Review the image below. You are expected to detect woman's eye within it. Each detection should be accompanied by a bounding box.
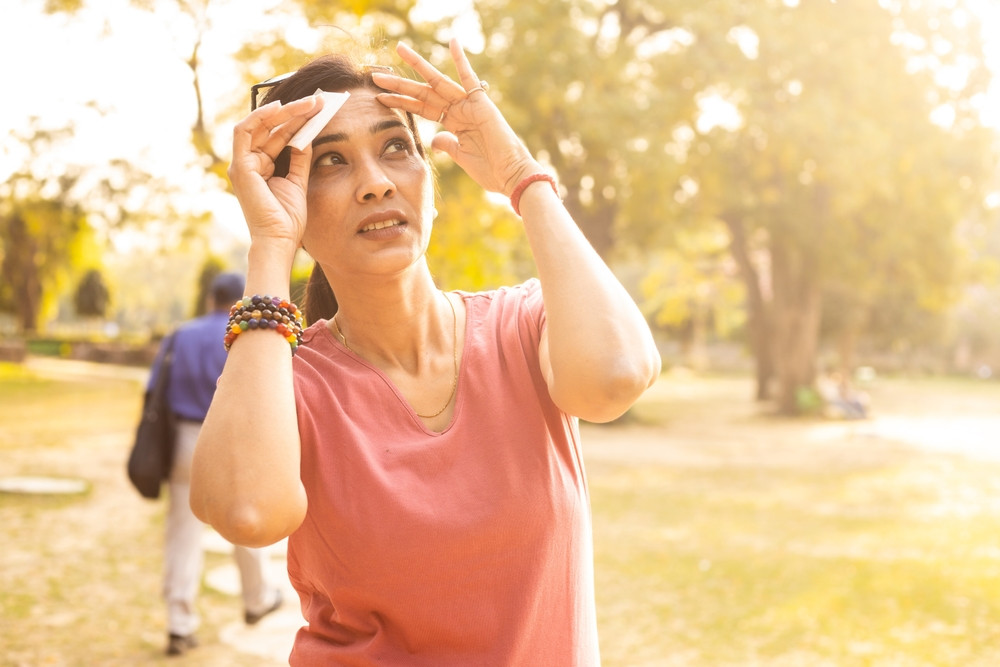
[384,139,410,156]
[314,151,344,167]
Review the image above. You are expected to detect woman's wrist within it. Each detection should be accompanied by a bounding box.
[245,239,298,298]
[510,173,559,216]
[502,160,546,197]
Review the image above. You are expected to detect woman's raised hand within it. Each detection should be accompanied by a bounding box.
[228,95,324,251]
[373,40,541,197]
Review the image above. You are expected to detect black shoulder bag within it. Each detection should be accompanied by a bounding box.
[127,334,177,499]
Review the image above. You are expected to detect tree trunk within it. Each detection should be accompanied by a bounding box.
[723,214,774,400]
[1,214,42,334]
[769,241,823,415]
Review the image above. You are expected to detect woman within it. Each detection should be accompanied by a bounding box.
[191,39,661,665]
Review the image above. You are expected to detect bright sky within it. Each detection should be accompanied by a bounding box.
[1,0,998,249]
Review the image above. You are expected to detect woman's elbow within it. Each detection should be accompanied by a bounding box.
[217,505,302,548]
[191,486,307,548]
[559,352,662,423]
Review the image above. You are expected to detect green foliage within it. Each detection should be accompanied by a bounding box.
[42,0,83,12]
[0,199,91,334]
[292,0,416,25]
[74,269,110,318]
[638,222,744,336]
[426,165,534,290]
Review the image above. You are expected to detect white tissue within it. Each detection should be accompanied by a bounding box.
[288,90,351,151]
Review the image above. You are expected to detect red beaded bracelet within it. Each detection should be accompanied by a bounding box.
[510,173,558,216]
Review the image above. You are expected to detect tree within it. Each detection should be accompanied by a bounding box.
[0,199,87,334]
[1,119,164,334]
[681,0,994,411]
[0,122,93,334]
[75,269,110,318]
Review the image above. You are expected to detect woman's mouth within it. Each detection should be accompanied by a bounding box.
[359,219,404,233]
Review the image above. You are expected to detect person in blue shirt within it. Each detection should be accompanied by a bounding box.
[147,272,283,656]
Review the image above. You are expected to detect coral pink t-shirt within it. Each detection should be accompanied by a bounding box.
[287,280,600,666]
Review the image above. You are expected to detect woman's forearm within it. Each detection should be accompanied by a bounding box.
[190,241,307,547]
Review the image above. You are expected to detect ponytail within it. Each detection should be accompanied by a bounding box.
[303,263,338,324]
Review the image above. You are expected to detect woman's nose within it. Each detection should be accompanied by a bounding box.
[355,160,396,203]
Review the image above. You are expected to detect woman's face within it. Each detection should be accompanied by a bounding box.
[302,87,433,284]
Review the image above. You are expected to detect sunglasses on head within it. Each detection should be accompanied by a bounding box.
[249,64,395,112]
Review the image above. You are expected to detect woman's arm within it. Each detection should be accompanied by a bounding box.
[375,41,661,423]
[189,96,323,547]
[517,177,661,423]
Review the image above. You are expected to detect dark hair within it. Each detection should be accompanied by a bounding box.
[210,272,246,306]
[261,54,427,322]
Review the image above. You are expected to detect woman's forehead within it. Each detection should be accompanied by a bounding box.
[321,88,407,135]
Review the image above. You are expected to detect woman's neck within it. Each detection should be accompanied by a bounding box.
[323,264,450,374]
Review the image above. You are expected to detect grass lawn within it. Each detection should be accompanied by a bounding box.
[0,361,274,666]
[589,374,1000,666]
[3,361,1000,665]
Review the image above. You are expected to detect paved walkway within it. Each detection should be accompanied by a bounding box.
[202,531,304,661]
[24,355,151,384]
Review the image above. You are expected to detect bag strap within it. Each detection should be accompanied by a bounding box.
[148,333,177,405]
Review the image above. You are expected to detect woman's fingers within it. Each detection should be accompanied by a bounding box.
[371,72,452,121]
[228,95,323,245]
[448,39,484,93]
[375,41,495,124]
[233,95,323,164]
[394,42,469,102]
[429,132,461,159]
[284,142,313,189]
[377,40,533,195]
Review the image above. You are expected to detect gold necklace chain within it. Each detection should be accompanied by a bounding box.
[332,291,458,419]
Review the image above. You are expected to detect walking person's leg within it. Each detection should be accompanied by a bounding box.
[163,421,204,655]
[234,544,283,624]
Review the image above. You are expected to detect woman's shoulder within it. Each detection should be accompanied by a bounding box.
[454,278,540,305]
[293,319,343,370]
[457,279,545,348]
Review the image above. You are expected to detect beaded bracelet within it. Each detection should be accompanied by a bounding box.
[510,173,559,216]
[223,295,304,355]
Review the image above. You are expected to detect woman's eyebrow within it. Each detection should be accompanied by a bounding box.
[311,119,410,149]
[371,119,407,135]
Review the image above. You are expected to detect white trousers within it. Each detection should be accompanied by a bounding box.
[164,420,276,636]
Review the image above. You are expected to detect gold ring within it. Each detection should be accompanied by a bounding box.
[467,86,486,97]
[437,106,448,123]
